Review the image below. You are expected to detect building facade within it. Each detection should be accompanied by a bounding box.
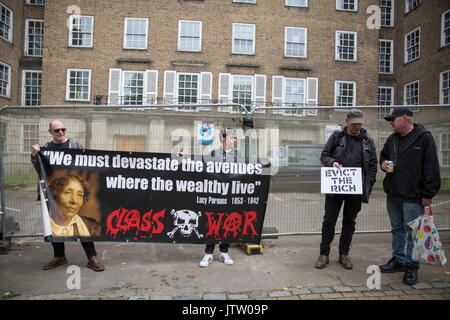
[0,1,449,168]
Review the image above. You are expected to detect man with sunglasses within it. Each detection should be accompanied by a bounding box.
[31,120,105,272]
[379,107,441,285]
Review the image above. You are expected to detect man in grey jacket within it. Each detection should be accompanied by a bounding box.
[316,109,377,269]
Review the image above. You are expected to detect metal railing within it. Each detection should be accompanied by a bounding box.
[0,103,449,244]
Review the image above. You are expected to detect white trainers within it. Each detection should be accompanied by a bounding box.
[199,254,213,268]
[219,252,233,266]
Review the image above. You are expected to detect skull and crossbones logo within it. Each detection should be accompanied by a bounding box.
[167,209,203,239]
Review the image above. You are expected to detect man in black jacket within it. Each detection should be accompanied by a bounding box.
[379,107,440,285]
[316,109,378,270]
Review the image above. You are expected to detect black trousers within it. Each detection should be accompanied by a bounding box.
[319,194,362,256]
[205,243,229,254]
[52,241,97,260]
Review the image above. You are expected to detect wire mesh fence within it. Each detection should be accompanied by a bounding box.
[0,104,449,240]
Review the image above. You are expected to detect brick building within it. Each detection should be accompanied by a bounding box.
[0,1,449,165]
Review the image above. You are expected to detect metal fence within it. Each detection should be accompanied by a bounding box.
[0,104,449,243]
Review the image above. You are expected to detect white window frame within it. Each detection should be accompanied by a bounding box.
[123,18,148,50]
[286,0,308,7]
[404,80,419,106]
[66,69,91,102]
[334,81,356,107]
[284,78,307,116]
[439,132,450,167]
[440,69,450,105]
[336,0,358,12]
[177,72,199,105]
[232,23,255,55]
[380,0,394,27]
[404,27,420,64]
[378,86,394,120]
[232,75,254,110]
[233,0,256,3]
[26,0,45,5]
[69,15,94,48]
[405,0,420,14]
[178,20,202,52]
[25,19,44,57]
[0,2,13,43]
[441,9,450,48]
[0,61,11,98]
[335,31,357,61]
[22,70,42,106]
[20,123,39,154]
[285,27,307,58]
[379,39,394,74]
[122,71,145,105]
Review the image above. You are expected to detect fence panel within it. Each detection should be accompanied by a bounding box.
[0,105,449,240]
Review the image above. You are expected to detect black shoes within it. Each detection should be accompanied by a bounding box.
[403,264,418,285]
[379,257,405,273]
[380,257,418,285]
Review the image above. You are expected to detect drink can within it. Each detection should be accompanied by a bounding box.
[387,160,395,173]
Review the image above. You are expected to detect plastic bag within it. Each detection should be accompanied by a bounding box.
[407,207,447,266]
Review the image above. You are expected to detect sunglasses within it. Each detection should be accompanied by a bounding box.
[54,128,66,133]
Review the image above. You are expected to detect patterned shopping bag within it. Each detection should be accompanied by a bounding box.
[407,207,447,266]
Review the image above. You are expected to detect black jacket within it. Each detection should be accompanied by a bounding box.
[321,127,378,203]
[379,123,441,203]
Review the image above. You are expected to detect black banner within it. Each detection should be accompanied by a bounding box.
[38,148,270,244]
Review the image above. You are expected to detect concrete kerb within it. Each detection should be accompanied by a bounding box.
[0,232,449,301]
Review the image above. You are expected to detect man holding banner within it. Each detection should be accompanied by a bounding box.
[316,109,377,269]
[31,120,105,272]
[199,127,239,267]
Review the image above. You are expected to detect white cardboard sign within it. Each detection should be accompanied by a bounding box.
[321,167,362,194]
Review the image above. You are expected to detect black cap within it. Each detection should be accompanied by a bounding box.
[384,107,413,121]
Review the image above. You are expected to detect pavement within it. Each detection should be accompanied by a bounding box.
[0,232,449,302]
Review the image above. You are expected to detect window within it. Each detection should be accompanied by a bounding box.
[404,27,420,63]
[285,27,307,58]
[336,0,357,11]
[233,0,256,3]
[379,40,393,73]
[0,2,12,42]
[124,18,148,49]
[440,70,450,105]
[405,0,420,13]
[178,20,202,52]
[442,9,450,48]
[284,78,306,116]
[26,0,44,5]
[21,123,39,154]
[22,71,42,106]
[69,15,93,47]
[66,69,91,101]
[335,81,356,107]
[25,19,44,56]
[380,0,393,27]
[123,71,144,105]
[233,75,253,109]
[178,73,199,104]
[378,86,394,120]
[0,61,11,98]
[440,132,450,167]
[335,31,357,61]
[286,0,307,7]
[232,23,255,55]
[404,80,419,105]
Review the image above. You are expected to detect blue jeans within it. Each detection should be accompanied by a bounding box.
[386,198,422,269]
